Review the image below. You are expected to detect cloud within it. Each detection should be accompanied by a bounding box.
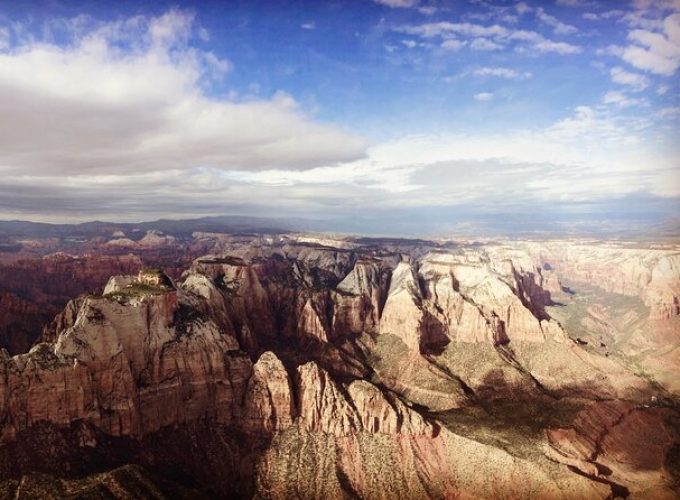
[510,0,582,36]
[510,30,582,54]
[616,13,680,75]
[301,21,316,30]
[657,106,680,117]
[474,92,494,101]
[582,10,625,21]
[197,27,210,41]
[532,39,582,54]
[441,39,465,51]
[2,104,676,223]
[603,90,646,107]
[536,7,579,35]
[515,2,532,15]
[400,22,509,39]
[397,22,581,54]
[472,67,532,79]
[373,0,419,8]
[418,6,437,16]
[556,0,587,5]
[469,38,503,50]
[0,10,368,177]
[556,0,605,7]
[610,66,650,90]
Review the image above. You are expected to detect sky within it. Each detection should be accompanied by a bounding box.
[0,0,678,235]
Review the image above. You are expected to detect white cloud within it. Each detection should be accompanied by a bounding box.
[203,52,231,76]
[514,35,582,54]
[373,0,419,7]
[597,45,624,57]
[556,0,587,5]
[544,105,645,144]
[610,66,650,90]
[657,106,680,117]
[470,38,503,50]
[418,6,437,15]
[603,90,646,107]
[400,22,509,39]
[533,40,582,54]
[197,27,210,41]
[583,10,626,21]
[441,39,465,51]
[0,10,368,177]
[402,39,418,48]
[515,2,532,15]
[472,66,532,79]
[474,92,494,101]
[508,30,582,53]
[397,22,581,54]
[617,13,680,75]
[536,7,579,35]
[233,105,678,205]
[301,21,316,30]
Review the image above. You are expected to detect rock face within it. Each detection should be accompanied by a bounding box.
[0,254,144,353]
[0,272,250,441]
[379,262,428,351]
[241,352,294,434]
[0,235,677,498]
[526,242,680,320]
[0,254,144,306]
[546,400,680,498]
[0,293,43,354]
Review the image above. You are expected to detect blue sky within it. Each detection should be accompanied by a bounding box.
[0,0,678,235]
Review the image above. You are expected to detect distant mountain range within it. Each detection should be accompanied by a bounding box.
[1,213,679,241]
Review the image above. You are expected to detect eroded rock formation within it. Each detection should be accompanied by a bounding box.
[0,235,677,498]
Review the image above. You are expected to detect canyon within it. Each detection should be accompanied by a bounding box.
[0,226,678,499]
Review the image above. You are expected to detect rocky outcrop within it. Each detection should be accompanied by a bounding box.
[646,254,680,320]
[296,361,362,435]
[138,230,176,248]
[241,352,294,434]
[0,254,144,305]
[0,275,251,441]
[379,262,426,351]
[296,361,434,437]
[333,258,385,337]
[296,298,330,342]
[0,293,45,354]
[346,379,432,435]
[527,243,680,320]
[0,254,145,352]
[417,252,566,346]
[546,400,680,498]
